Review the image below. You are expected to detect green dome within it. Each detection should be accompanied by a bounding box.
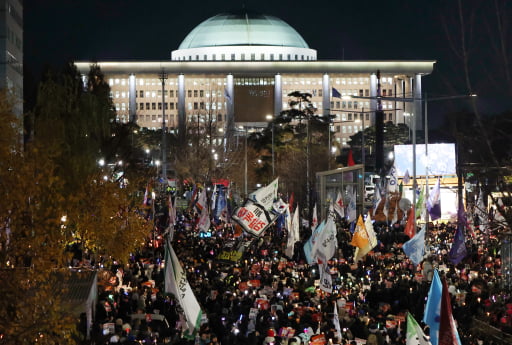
[178,10,310,49]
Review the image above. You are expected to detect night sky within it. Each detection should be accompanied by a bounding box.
[24,0,511,125]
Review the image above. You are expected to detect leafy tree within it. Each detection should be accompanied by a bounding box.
[0,64,152,343]
[272,91,333,210]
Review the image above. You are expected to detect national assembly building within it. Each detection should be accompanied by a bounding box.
[75,9,435,148]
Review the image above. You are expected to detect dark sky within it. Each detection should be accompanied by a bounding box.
[24,0,511,124]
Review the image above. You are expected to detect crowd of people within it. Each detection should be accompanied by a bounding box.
[85,197,511,345]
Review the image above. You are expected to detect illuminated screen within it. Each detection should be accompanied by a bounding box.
[234,84,274,122]
[394,143,456,176]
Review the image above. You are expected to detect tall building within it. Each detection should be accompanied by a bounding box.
[0,0,23,118]
[75,10,435,148]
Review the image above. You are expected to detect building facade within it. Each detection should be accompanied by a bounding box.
[75,10,435,148]
[0,0,23,118]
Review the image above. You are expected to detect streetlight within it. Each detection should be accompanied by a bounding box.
[266,114,275,177]
[238,126,248,196]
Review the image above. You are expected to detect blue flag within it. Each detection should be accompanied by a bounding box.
[332,87,342,98]
[449,200,467,265]
[402,225,425,265]
[423,269,442,345]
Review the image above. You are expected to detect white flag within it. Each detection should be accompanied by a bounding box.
[334,191,345,218]
[388,164,398,193]
[372,184,382,216]
[197,205,210,232]
[248,177,279,211]
[165,240,203,336]
[312,204,337,263]
[285,206,299,258]
[196,189,208,212]
[406,312,431,345]
[364,214,378,249]
[319,261,333,294]
[346,185,357,222]
[403,169,411,185]
[333,301,342,343]
[311,203,318,230]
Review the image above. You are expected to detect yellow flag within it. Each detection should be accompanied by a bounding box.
[350,215,369,249]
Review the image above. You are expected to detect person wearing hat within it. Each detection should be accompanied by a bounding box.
[262,328,276,345]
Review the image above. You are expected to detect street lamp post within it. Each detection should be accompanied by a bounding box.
[266,115,275,177]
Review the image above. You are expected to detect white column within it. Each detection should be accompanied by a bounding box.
[226,74,234,131]
[129,74,137,123]
[274,74,282,116]
[178,74,186,138]
[414,74,423,131]
[322,73,330,117]
[369,73,378,125]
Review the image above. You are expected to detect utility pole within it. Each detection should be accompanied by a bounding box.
[159,69,168,181]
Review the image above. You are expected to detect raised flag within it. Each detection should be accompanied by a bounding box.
[406,312,431,345]
[197,204,211,232]
[288,192,295,212]
[285,206,300,259]
[403,169,411,185]
[415,185,425,219]
[319,261,333,294]
[449,201,467,265]
[387,164,398,193]
[312,204,337,263]
[476,188,488,233]
[423,270,442,345]
[347,149,355,166]
[304,220,325,264]
[439,278,462,345]
[427,177,441,221]
[346,185,357,222]
[165,239,203,338]
[333,301,342,343]
[334,191,345,218]
[351,215,369,261]
[372,184,382,216]
[403,225,425,266]
[332,87,342,98]
[404,206,416,239]
[311,203,318,230]
[195,188,207,213]
[214,187,228,223]
[248,177,279,211]
[364,215,378,249]
[168,195,176,226]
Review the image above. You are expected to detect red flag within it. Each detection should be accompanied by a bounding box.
[404,206,416,239]
[439,277,460,345]
[347,149,355,166]
[288,192,295,212]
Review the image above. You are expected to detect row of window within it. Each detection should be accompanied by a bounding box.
[135,114,225,122]
[127,102,226,111]
[176,53,313,61]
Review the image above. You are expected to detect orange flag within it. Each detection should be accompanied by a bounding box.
[350,215,369,249]
[404,206,416,239]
